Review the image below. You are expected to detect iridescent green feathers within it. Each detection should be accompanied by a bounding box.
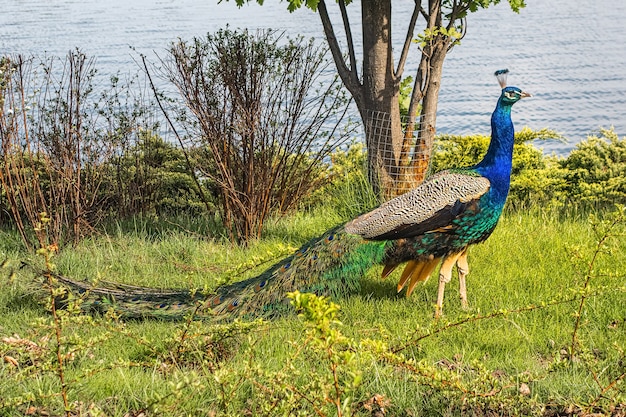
[49,226,388,321]
[209,226,387,319]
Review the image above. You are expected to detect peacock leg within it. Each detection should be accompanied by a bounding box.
[435,252,463,319]
[456,248,470,309]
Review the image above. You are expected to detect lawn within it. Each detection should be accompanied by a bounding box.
[0,207,624,416]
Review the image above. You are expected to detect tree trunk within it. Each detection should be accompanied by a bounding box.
[359,0,404,199]
[317,0,463,199]
[410,42,446,183]
[395,36,449,195]
[397,0,452,195]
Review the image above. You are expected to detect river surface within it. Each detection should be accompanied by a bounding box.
[2,0,625,154]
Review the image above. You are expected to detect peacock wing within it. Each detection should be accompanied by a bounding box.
[345,171,490,241]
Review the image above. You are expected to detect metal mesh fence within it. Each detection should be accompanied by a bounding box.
[361,109,437,197]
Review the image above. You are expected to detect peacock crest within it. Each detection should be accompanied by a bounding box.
[494,68,509,88]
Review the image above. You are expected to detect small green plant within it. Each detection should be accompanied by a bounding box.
[212,292,367,416]
[0,213,114,415]
[289,291,363,416]
[562,206,626,413]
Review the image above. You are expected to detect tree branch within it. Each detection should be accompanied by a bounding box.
[419,1,429,20]
[445,1,469,51]
[395,0,421,80]
[429,0,442,27]
[317,0,362,106]
[338,0,357,80]
[141,54,213,215]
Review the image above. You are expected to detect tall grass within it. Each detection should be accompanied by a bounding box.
[0,206,624,416]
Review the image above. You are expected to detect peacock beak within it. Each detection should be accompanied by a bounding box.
[520,91,532,98]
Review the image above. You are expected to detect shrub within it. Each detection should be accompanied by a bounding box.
[100,131,212,218]
[559,128,626,207]
[160,29,353,242]
[390,127,566,209]
[0,52,162,249]
[429,127,626,210]
[0,53,112,248]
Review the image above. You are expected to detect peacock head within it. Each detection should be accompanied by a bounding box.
[500,86,531,105]
[494,69,531,106]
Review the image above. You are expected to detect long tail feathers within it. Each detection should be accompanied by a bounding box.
[31,226,389,321]
[52,272,202,320]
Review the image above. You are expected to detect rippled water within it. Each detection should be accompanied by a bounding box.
[2,0,625,154]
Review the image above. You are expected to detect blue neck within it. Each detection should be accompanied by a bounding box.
[474,96,516,201]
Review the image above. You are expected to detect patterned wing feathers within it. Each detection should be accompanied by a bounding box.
[345,171,490,240]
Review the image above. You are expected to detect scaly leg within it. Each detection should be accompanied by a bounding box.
[435,252,463,319]
[456,248,470,310]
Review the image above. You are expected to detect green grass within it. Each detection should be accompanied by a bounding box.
[0,207,624,416]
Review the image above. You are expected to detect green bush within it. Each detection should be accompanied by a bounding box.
[100,131,213,218]
[430,127,626,210]
[559,128,626,207]
[318,128,626,212]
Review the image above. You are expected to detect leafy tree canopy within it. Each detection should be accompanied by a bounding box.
[227,0,526,15]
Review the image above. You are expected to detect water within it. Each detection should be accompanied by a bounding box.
[2,0,625,154]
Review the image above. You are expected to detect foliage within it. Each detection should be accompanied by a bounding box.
[559,128,626,207]
[0,52,160,249]
[398,76,417,120]
[100,131,212,218]
[415,25,463,48]
[229,0,527,16]
[217,291,366,416]
[428,127,626,211]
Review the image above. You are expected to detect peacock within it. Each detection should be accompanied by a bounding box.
[42,69,530,320]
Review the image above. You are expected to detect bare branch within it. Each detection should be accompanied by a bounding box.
[419,1,429,20]
[317,0,363,106]
[141,55,213,215]
[161,30,352,241]
[395,1,421,80]
[338,0,357,79]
